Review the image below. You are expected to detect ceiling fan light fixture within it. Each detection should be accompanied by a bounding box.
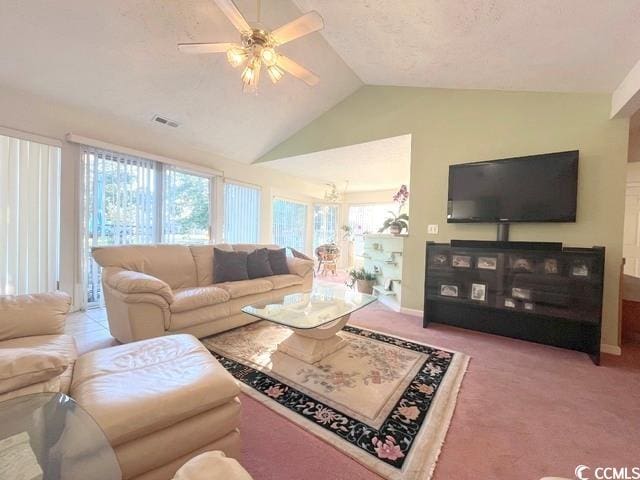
[267,64,284,83]
[226,47,248,68]
[242,58,261,93]
[260,47,278,67]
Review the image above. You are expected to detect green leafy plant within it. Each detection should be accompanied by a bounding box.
[378,212,409,233]
[346,267,377,287]
[341,224,353,241]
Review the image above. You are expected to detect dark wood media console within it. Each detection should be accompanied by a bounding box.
[423,241,605,364]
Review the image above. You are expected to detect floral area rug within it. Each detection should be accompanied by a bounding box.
[203,321,469,480]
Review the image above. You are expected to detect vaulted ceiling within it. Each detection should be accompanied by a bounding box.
[0,0,361,164]
[1,0,640,168]
[295,0,640,92]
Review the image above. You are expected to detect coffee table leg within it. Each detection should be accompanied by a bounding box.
[277,314,350,364]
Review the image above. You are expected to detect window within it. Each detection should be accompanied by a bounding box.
[163,167,212,244]
[82,147,214,305]
[313,204,339,250]
[272,198,307,252]
[348,203,395,257]
[0,134,60,295]
[224,181,260,243]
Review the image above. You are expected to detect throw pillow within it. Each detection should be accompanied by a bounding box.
[213,248,249,283]
[268,248,290,275]
[247,248,274,279]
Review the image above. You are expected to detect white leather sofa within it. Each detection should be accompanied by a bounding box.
[92,243,314,343]
[0,292,243,480]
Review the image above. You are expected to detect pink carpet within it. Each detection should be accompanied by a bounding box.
[239,303,640,480]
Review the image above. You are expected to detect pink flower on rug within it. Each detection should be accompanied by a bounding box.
[397,404,420,421]
[434,351,451,359]
[415,383,435,395]
[372,436,405,461]
[313,406,339,425]
[265,385,285,399]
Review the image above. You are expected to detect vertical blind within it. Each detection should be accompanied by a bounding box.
[273,198,307,252]
[313,204,339,250]
[82,148,157,304]
[224,181,260,243]
[0,134,60,295]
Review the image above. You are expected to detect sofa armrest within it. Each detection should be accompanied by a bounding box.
[103,268,174,304]
[0,292,71,341]
[286,257,314,278]
[0,347,69,395]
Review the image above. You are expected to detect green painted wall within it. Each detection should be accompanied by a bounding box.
[260,86,629,347]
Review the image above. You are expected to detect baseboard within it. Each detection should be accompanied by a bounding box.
[600,343,622,355]
[400,307,423,317]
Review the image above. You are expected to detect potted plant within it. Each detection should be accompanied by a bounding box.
[346,268,377,294]
[379,184,410,235]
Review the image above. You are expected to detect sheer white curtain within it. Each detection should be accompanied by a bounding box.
[81,147,157,306]
[0,134,60,295]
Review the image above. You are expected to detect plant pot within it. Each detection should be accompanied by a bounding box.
[356,279,375,294]
[389,224,402,235]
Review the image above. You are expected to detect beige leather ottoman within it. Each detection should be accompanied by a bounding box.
[70,334,241,480]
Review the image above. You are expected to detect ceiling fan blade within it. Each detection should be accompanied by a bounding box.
[271,11,324,45]
[178,42,237,54]
[277,55,319,86]
[213,0,252,34]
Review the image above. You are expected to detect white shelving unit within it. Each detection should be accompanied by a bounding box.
[362,233,405,311]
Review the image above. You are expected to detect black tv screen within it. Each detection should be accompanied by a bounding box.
[447,151,579,223]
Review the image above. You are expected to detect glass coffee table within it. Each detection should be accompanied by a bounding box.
[0,393,121,480]
[242,283,377,363]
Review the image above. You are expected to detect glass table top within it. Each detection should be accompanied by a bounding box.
[242,282,377,330]
[0,393,121,480]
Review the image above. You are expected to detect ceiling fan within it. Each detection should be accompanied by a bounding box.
[178,0,324,92]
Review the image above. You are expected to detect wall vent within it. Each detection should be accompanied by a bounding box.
[152,115,180,128]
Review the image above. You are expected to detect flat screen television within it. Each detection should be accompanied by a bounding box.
[447,150,579,223]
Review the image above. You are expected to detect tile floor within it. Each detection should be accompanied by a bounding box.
[66,308,119,355]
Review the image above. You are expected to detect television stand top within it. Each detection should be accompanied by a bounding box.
[450,240,563,251]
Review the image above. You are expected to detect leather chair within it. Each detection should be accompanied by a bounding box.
[0,292,242,480]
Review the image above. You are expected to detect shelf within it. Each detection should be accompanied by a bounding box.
[373,285,396,296]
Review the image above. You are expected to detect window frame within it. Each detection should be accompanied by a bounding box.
[312,202,340,251]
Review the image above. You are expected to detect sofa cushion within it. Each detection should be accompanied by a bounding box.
[171,287,230,313]
[268,274,304,290]
[213,249,249,283]
[92,244,198,290]
[216,279,273,299]
[0,348,68,395]
[268,248,289,275]
[70,334,240,446]
[0,334,78,394]
[169,303,230,331]
[0,292,71,341]
[247,248,273,279]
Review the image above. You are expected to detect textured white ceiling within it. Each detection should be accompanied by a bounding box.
[0,0,361,163]
[262,134,411,192]
[294,0,640,92]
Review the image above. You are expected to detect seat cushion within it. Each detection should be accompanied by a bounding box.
[171,287,230,313]
[173,451,252,480]
[0,334,78,394]
[215,279,273,299]
[268,274,304,290]
[70,334,239,446]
